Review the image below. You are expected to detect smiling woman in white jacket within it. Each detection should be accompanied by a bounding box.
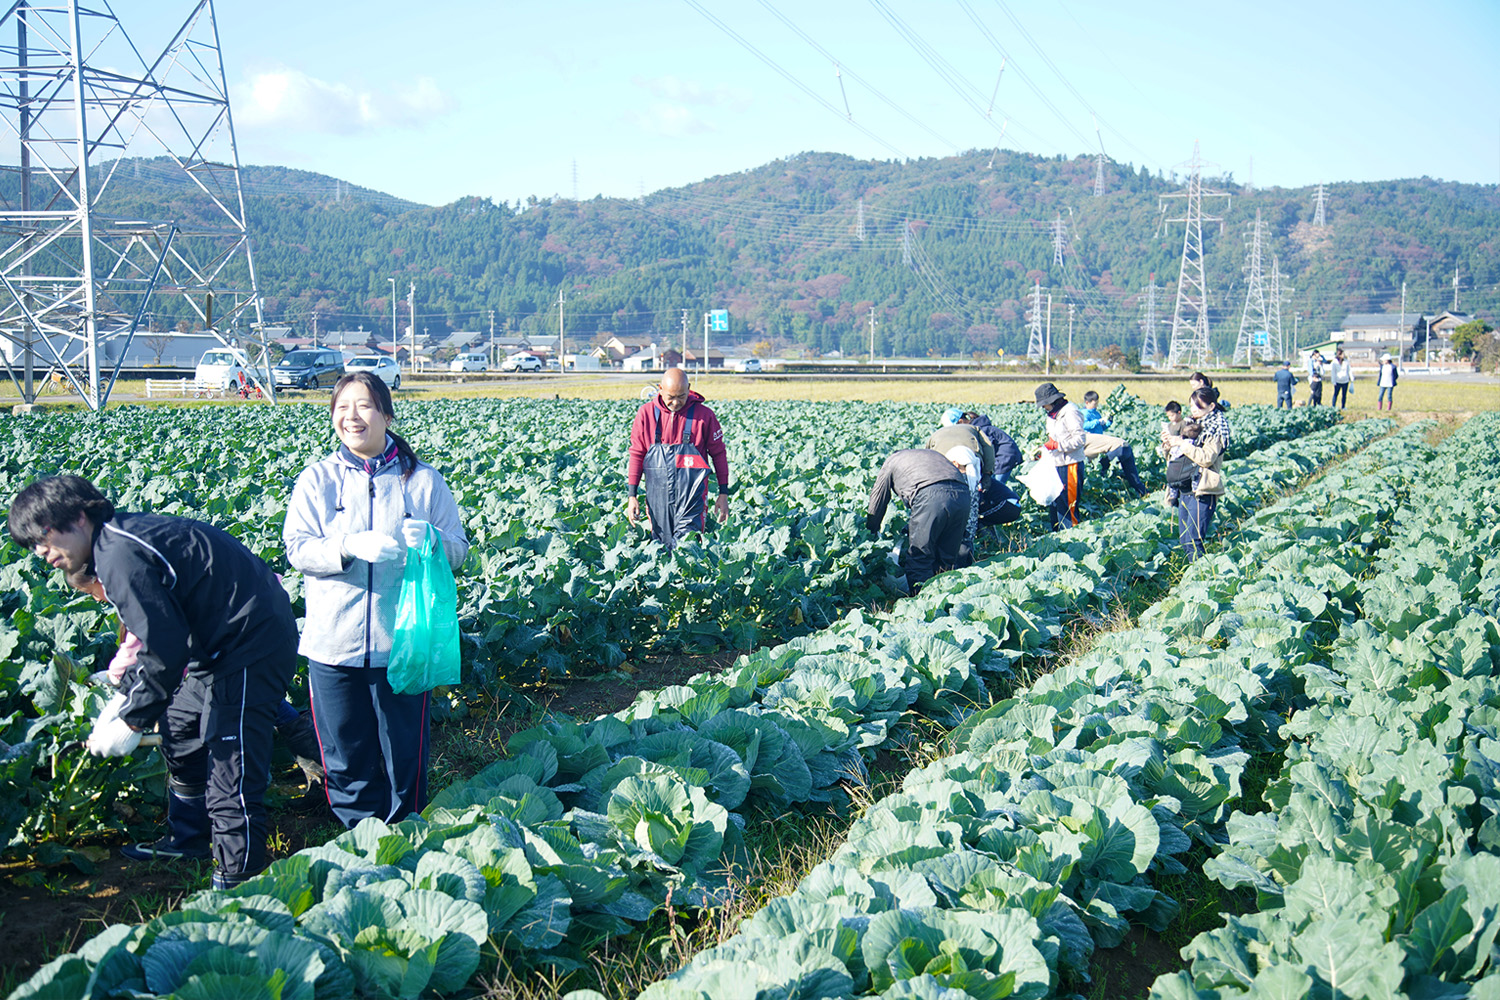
[283,371,468,828]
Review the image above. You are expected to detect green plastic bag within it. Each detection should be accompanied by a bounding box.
[388,524,461,695]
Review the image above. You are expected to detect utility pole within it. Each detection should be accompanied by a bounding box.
[311,312,319,347]
[1312,184,1327,227]
[1067,302,1075,363]
[488,309,495,368]
[1044,293,1053,375]
[1233,209,1271,364]
[1139,274,1162,368]
[1026,281,1045,361]
[407,282,415,371]
[1294,312,1301,357]
[557,288,565,370]
[703,311,709,374]
[868,305,877,361]
[1051,213,1067,268]
[1161,141,1231,368]
[389,277,397,366]
[1453,265,1460,310]
[680,309,688,367]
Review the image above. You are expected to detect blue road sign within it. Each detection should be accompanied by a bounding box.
[709,309,729,332]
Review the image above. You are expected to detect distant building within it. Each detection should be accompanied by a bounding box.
[1337,312,1421,364]
[1413,311,1472,359]
[623,343,665,372]
[601,336,649,364]
[681,347,725,369]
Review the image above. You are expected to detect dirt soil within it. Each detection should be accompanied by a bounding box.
[0,650,740,992]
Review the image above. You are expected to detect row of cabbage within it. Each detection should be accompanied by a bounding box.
[4,415,1383,1000]
[623,417,1430,1000]
[0,395,1336,858]
[1153,411,1500,1000]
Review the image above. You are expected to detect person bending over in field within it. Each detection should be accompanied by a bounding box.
[625,367,731,550]
[1077,390,1149,499]
[10,475,297,888]
[65,568,326,860]
[955,410,1022,527]
[865,447,971,592]
[283,371,469,830]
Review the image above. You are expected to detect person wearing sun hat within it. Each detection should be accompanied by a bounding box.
[1032,382,1087,529]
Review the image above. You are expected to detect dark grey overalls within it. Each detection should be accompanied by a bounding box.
[644,402,710,549]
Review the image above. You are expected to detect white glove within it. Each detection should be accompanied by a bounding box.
[401,519,433,549]
[342,531,401,564]
[97,692,128,725]
[87,714,142,757]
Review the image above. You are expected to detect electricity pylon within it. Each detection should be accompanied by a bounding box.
[0,0,273,409]
[1026,281,1045,361]
[1139,273,1162,367]
[1233,210,1272,364]
[1051,214,1067,268]
[1161,142,1231,368]
[1268,256,1290,360]
[1092,152,1105,198]
[1312,183,1327,227]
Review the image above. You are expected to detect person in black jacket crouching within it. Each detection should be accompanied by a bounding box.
[10,474,296,889]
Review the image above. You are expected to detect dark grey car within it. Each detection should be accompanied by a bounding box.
[274,348,345,390]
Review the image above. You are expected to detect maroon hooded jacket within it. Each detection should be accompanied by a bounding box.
[626,390,730,496]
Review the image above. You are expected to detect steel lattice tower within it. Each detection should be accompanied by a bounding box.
[1026,281,1045,361]
[0,0,273,409]
[1268,256,1289,360]
[1051,214,1066,268]
[1092,153,1105,198]
[1139,273,1162,367]
[1233,210,1272,364]
[1312,183,1327,227]
[1161,142,1230,368]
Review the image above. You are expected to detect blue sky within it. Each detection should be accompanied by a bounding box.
[142,0,1500,207]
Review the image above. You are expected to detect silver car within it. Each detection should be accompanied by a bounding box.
[343,355,401,389]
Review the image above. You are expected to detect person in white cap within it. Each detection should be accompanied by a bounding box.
[1377,353,1399,410]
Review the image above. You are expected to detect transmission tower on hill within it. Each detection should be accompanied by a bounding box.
[1312,184,1328,227]
[0,0,273,410]
[1161,142,1231,368]
[1268,256,1289,360]
[1026,281,1045,361]
[1233,210,1272,364]
[1139,273,1162,367]
[1093,153,1105,198]
[1051,214,1067,268]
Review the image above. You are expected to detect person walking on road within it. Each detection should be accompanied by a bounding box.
[10,474,297,889]
[283,371,470,830]
[1329,349,1353,409]
[625,367,730,549]
[1033,382,1087,529]
[865,448,970,592]
[1273,361,1298,409]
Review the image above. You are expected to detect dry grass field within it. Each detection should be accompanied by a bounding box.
[6,371,1498,417]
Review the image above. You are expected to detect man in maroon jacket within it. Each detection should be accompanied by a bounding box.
[626,367,730,549]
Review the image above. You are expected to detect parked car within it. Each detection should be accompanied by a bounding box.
[499,353,542,373]
[195,347,251,389]
[344,354,401,389]
[449,351,488,373]
[273,348,345,389]
[733,358,762,373]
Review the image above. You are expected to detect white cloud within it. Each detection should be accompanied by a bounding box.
[632,75,750,111]
[233,69,454,134]
[627,103,715,137]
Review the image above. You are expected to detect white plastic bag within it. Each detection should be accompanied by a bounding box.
[1019,460,1063,506]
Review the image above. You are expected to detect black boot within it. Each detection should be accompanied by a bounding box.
[276,708,322,763]
[121,785,211,862]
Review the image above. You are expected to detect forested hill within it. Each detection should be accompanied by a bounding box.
[74,152,1500,358]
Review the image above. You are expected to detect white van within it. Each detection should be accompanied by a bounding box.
[195,347,251,389]
[450,352,488,372]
